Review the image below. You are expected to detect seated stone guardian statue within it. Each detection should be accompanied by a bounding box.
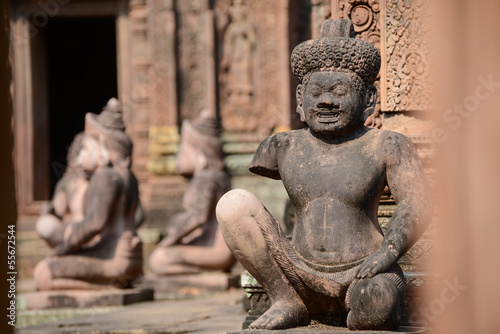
[148,110,236,275]
[36,132,88,248]
[34,98,143,290]
[216,19,431,331]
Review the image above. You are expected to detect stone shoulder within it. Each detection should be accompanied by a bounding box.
[372,129,418,166]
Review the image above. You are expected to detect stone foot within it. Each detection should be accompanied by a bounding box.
[249,300,310,330]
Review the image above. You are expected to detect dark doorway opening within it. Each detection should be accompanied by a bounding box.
[46,17,117,195]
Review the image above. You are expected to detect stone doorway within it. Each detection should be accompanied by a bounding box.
[10,0,127,218]
[45,18,118,194]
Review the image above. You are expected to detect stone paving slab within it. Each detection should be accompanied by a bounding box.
[23,288,154,310]
[17,289,248,334]
[136,272,240,299]
[227,325,428,334]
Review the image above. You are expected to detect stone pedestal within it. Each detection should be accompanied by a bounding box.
[23,288,154,310]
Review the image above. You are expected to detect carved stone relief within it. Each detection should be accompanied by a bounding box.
[218,0,257,132]
[383,0,431,112]
[177,0,213,121]
[216,0,289,135]
[332,0,431,116]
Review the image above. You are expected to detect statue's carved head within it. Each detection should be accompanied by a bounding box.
[83,98,133,169]
[291,19,380,136]
[177,109,225,175]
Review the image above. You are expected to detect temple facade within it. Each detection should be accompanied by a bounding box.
[10,0,435,290]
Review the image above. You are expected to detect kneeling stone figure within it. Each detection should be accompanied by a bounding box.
[216,19,431,331]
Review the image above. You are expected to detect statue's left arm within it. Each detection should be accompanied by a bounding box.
[357,132,432,279]
[53,169,121,255]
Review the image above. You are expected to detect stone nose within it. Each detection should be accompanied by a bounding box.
[317,92,340,109]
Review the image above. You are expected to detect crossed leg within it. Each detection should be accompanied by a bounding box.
[216,189,310,330]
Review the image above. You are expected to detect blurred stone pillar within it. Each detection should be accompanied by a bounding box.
[147,0,179,176]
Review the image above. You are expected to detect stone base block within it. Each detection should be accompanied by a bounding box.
[226,325,428,334]
[136,272,240,298]
[23,288,154,310]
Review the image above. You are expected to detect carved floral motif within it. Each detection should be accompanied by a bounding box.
[333,0,431,114]
[383,0,431,111]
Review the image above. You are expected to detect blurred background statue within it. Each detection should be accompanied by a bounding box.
[34,98,143,290]
[149,109,236,275]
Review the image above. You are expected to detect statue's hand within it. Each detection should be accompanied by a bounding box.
[356,247,398,279]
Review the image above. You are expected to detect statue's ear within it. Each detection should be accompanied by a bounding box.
[296,84,306,122]
[122,156,132,168]
[363,85,377,122]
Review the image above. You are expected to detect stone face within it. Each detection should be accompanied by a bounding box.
[216,19,431,331]
[148,110,236,275]
[33,98,144,291]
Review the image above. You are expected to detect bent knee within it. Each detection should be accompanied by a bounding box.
[347,276,402,330]
[148,248,166,274]
[216,189,263,225]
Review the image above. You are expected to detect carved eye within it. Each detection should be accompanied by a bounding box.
[333,86,347,96]
[310,86,322,98]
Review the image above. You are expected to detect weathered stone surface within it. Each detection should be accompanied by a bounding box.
[216,19,431,331]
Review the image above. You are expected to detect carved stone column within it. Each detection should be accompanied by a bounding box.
[126,0,151,182]
[147,0,179,176]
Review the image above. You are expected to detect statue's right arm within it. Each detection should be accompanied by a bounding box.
[54,169,120,255]
[249,134,282,180]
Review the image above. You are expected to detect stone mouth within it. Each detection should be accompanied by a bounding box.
[312,107,342,123]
